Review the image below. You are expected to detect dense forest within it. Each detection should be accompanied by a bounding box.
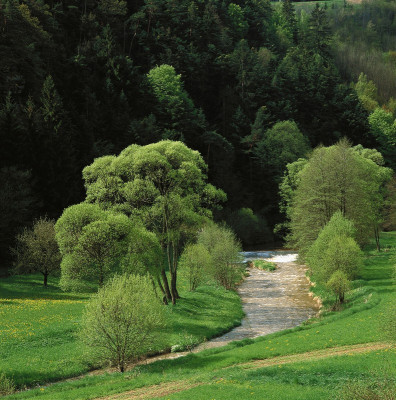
[1,0,395,272]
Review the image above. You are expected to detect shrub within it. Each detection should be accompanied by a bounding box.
[253,259,277,271]
[79,274,165,372]
[327,270,350,304]
[179,244,212,291]
[198,224,243,289]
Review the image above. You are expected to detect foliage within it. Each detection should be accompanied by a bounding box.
[13,217,61,286]
[5,232,395,399]
[368,107,396,170]
[81,140,226,303]
[307,212,363,286]
[384,177,396,231]
[253,259,277,271]
[55,204,135,288]
[249,120,310,181]
[179,244,212,291]
[198,224,243,289]
[326,270,350,304]
[0,167,39,267]
[0,0,383,270]
[0,270,243,388]
[284,140,392,256]
[352,73,379,113]
[0,373,15,396]
[225,208,272,246]
[80,274,165,372]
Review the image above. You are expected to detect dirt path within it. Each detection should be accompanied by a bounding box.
[98,342,391,400]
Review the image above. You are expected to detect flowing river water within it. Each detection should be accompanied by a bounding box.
[192,250,319,352]
[146,251,320,365]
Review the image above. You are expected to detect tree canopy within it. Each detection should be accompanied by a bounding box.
[281,140,392,256]
[59,140,225,302]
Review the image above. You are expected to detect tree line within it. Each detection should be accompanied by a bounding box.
[1,0,386,270]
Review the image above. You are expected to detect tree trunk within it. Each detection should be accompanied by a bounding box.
[160,268,172,302]
[170,270,180,304]
[374,225,381,251]
[43,272,48,287]
[156,277,168,305]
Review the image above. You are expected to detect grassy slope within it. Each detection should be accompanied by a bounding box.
[0,274,243,388]
[5,232,394,399]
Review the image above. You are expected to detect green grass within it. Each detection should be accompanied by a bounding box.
[0,274,243,388]
[3,232,395,399]
[252,259,277,271]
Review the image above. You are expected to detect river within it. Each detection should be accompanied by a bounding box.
[192,250,319,351]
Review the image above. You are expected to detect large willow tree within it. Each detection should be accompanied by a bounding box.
[81,140,225,304]
[281,139,392,256]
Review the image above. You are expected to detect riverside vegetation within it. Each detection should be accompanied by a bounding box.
[1,232,394,399]
[1,0,396,398]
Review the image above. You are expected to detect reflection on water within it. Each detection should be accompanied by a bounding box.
[194,251,318,351]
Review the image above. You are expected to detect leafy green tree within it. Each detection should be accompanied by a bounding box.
[368,107,396,170]
[146,65,209,151]
[56,204,134,289]
[80,274,165,372]
[198,224,243,289]
[307,212,361,283]
[179,243,212,291]
[327,270,350,304]
[352,73,379,113]
[13,217,61,287]
[287,140,392,256]
[251,120,310,180]
[81,140,226,303]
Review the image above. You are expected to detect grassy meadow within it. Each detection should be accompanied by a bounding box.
[2,232,395,399]
[0,273,244,389]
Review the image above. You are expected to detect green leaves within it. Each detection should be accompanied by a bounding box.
[285,140,391,256]
[80,274,165,372]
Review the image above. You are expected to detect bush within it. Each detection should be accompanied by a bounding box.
[253,259,277,271]
[307,212,363,284]
[79,274,165,372]
[326,270,350,304]
[198,224,243,289]
[179,244,212,291]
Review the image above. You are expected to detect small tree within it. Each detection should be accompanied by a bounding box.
[198,224,243,289]
[80,274,165,372]
[327,270,350,304]
[307,211,357,282]
[179,243,212,291]
[13,217,61,286]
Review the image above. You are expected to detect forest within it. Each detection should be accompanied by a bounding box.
[0,0,395,398]
[1,0,396,271]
